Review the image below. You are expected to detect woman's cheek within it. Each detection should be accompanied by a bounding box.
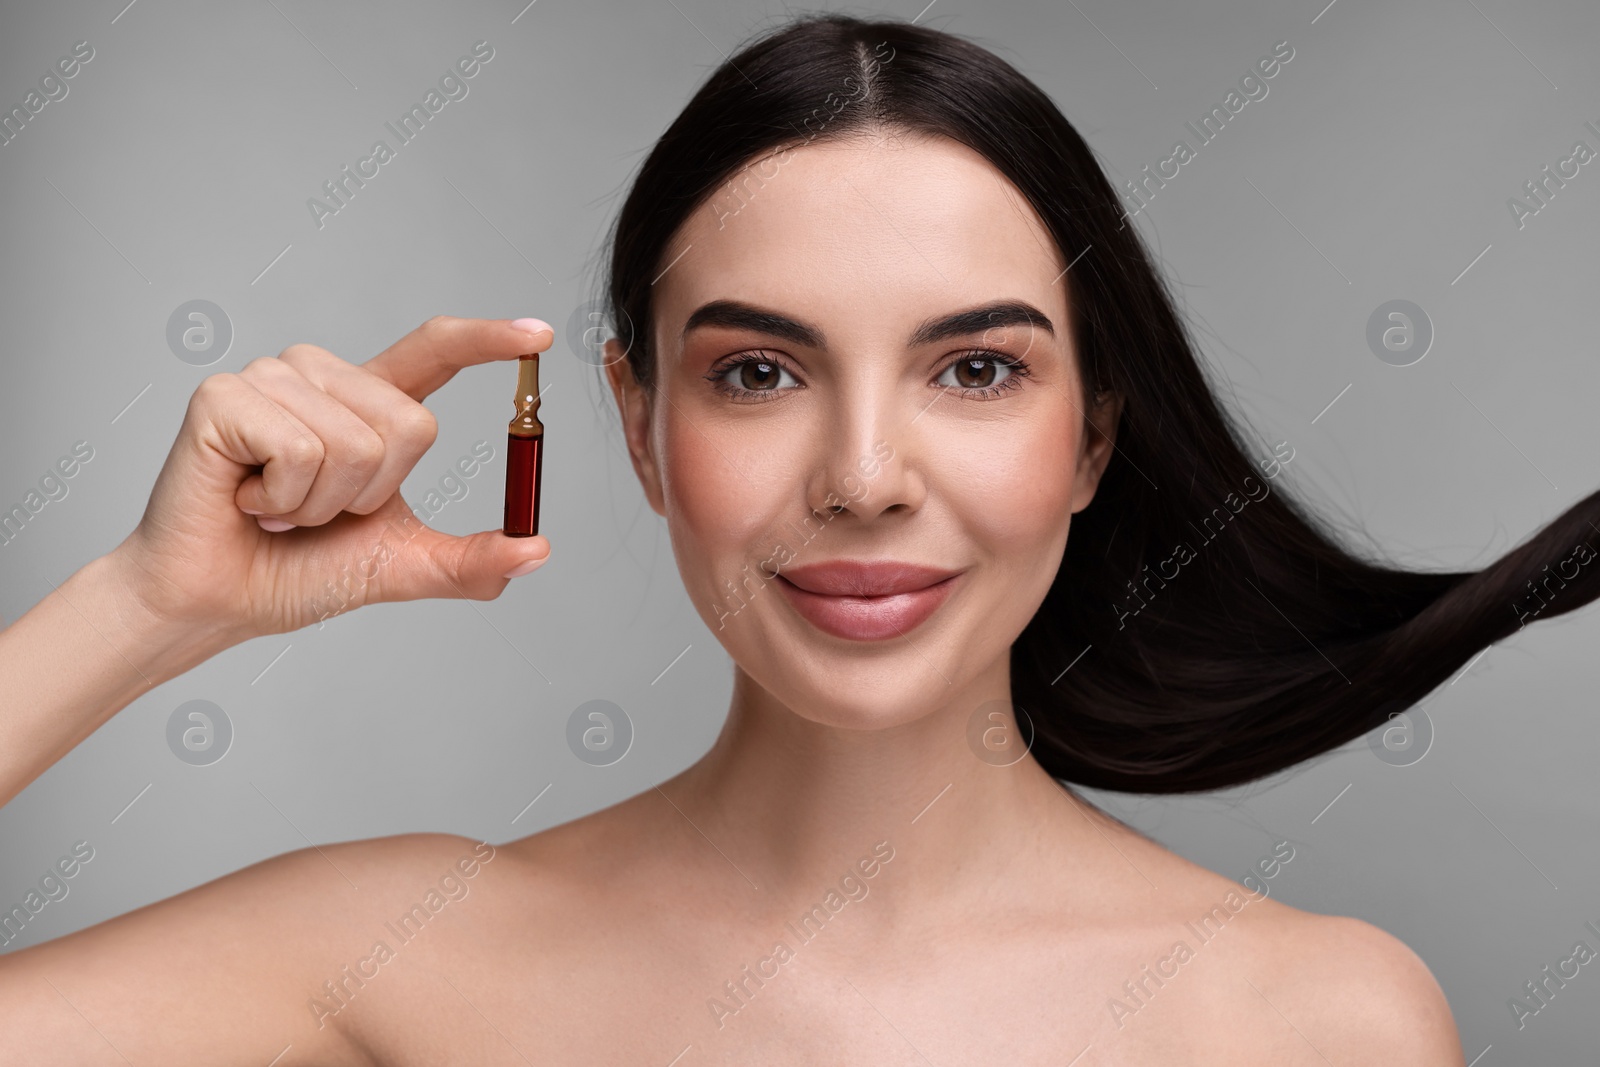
[661,418,778,585]
[953,423,1071,540]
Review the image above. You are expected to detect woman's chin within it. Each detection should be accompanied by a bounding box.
[763,671,959,732]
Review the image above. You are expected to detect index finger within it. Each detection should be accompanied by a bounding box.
[362,316,554,402]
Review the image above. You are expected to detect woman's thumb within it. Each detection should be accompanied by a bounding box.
[392,524,551,602]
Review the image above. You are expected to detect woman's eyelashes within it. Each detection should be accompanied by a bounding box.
[704,349,1033,403]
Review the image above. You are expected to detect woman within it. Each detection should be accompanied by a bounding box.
[2,12,1585,1062]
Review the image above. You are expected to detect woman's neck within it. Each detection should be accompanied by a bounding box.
[663,659,1123,927]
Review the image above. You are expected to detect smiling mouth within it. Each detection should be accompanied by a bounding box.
[774,572,961,641]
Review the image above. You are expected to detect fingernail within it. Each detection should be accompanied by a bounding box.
[503,557,548,579]
[239,506,264,515]
[257,517,296,532]
[511,317,552,336]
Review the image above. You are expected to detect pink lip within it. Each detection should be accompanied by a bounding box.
[776,560,962,641]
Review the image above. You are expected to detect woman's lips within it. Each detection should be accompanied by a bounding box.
[776,571,960,641]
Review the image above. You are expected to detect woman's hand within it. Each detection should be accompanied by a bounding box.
[112,315,554,644]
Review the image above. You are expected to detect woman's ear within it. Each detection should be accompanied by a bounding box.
[603,339,667,516]
[1071,389,1123,515]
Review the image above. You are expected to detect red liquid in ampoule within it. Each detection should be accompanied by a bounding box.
[503,432,543,536]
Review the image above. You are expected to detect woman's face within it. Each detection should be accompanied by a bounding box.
[605,132,1119,729]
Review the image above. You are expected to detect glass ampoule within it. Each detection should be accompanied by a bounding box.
[502,353,543,537]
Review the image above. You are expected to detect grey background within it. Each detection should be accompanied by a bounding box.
[1,0,1596,1059]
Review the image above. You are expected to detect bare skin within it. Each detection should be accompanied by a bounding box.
[0,132,1463,1064]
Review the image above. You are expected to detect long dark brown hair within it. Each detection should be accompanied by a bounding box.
[598,13,1600,793]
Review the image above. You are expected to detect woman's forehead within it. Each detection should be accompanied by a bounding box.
[654,135,1070,354]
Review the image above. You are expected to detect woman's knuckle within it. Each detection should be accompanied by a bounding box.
[348,428,386,471]
[283,433,325,467]
[190,372,234,407]
[402,406,439,445]
[277,343,330,368]
[242,354,292,382]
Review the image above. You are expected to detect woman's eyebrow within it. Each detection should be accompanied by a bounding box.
[680,298,1056,349]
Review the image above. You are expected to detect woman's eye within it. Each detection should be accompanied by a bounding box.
[937,353,1021,393]
[712,354,800,397]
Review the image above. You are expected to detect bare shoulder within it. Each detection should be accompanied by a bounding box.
[306,829,505,892]
[496,782,668,877]
[1233,898,1465,1064]
[0,830,502,1066]
[1092,827,1464,1063]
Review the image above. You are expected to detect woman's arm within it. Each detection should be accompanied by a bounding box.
[0,551,234,809]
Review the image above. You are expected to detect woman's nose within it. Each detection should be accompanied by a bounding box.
[802,391,921,522]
